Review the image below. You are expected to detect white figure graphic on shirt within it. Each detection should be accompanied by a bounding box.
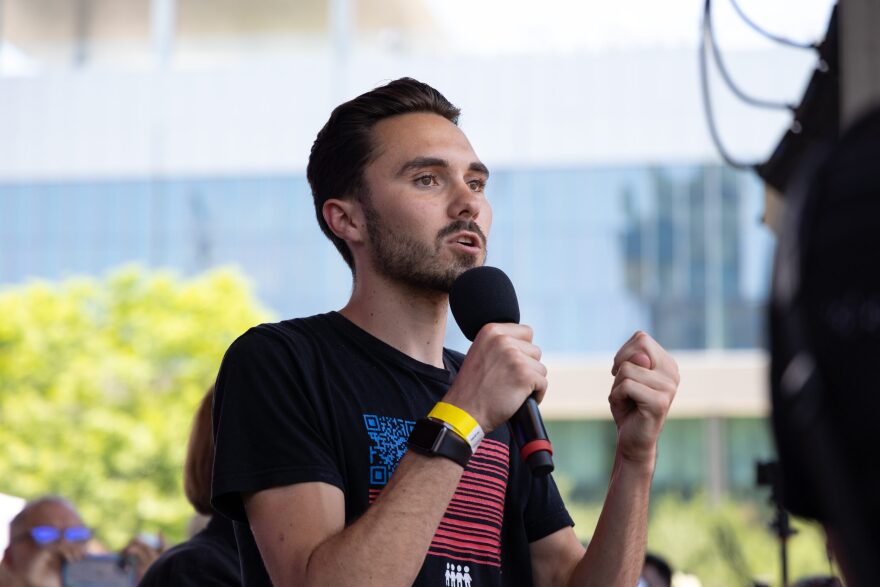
[443,561,474,587]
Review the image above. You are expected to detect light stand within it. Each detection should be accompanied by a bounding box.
[757,460,797,587]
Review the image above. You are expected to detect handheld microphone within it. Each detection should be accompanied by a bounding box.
[449,266,554,477]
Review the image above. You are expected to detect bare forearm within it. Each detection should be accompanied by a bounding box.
[305,452,463,586]
[567,452,654,587]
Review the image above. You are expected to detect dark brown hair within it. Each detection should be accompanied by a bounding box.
[306,77,461,272]
[184,386,214,516]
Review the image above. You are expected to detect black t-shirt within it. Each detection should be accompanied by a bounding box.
[138,515,240,587]
[211,312,573,586]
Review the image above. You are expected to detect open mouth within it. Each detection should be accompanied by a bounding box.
[451,232,482,250]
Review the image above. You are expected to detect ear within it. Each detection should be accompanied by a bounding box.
[323,197,367,246]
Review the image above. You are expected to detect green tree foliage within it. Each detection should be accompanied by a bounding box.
[0,266,271,548]
[567,493,837,587]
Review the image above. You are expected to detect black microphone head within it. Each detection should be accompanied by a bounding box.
[449,266,520,341]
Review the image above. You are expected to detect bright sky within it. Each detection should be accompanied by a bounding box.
[427,0,837,54]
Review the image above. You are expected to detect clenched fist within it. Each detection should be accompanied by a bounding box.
[609,331,679,465]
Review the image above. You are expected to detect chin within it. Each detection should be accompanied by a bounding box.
[452,250,483,269]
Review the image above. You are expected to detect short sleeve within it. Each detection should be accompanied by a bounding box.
[523,473,574,543]
[211,326,343,522]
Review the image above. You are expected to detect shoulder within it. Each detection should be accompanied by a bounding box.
[223,313,340,364]
[229,314,330,350]
[214,316,336,413]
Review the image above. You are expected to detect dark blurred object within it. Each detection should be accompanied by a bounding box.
[754,460,778,489]
[700,0,838,173]
[770,105,880,586]
[639,552,672,587]
[792,577,843,587]
[754,460,797,587]
[758,5,840,194]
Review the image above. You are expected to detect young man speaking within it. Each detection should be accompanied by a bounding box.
[211,78,679,586]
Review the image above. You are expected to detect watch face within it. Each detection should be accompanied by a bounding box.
[408,418,472,468]
[410,419,445,451]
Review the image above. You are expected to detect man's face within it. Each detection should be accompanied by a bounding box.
[3,500,85,575]
[358,111,492,293]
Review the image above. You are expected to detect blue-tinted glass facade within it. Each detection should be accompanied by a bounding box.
[0,163,772,354]
[0,165,777,498]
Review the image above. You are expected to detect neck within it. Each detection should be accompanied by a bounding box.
[340,271,449,368]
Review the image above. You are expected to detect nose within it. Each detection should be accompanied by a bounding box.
[447,180,483,220]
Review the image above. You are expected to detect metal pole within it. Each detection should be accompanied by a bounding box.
[151,0,176,69]
[329,0,353,101]
[674,176,690,300]
[706,416,727,506]
[73,0,91,66]
[703,166,725,350]
[780,534,788,587]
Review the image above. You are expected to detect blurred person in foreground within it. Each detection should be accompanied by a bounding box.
[139,386,239,586]
[212,77,679,586]
[770,106,880,586]
[0,497,160,587]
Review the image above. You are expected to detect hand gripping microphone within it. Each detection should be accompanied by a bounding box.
[449,266,554,477]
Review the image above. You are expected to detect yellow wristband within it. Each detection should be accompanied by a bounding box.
[428,402,484,451]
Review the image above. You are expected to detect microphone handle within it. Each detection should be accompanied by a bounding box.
[510,395,554,477]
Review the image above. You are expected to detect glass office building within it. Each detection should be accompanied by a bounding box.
[2,0,812,500]
[0,163,771,352]
[0,163,775,499]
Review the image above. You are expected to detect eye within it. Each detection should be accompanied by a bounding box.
[415,174,438,187]
[467,179,487,192]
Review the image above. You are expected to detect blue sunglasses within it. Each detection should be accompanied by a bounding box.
[28,525,92,545]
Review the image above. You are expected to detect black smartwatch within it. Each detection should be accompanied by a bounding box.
[408,418,472,468]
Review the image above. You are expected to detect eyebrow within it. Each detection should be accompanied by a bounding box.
[396,157,490,178]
